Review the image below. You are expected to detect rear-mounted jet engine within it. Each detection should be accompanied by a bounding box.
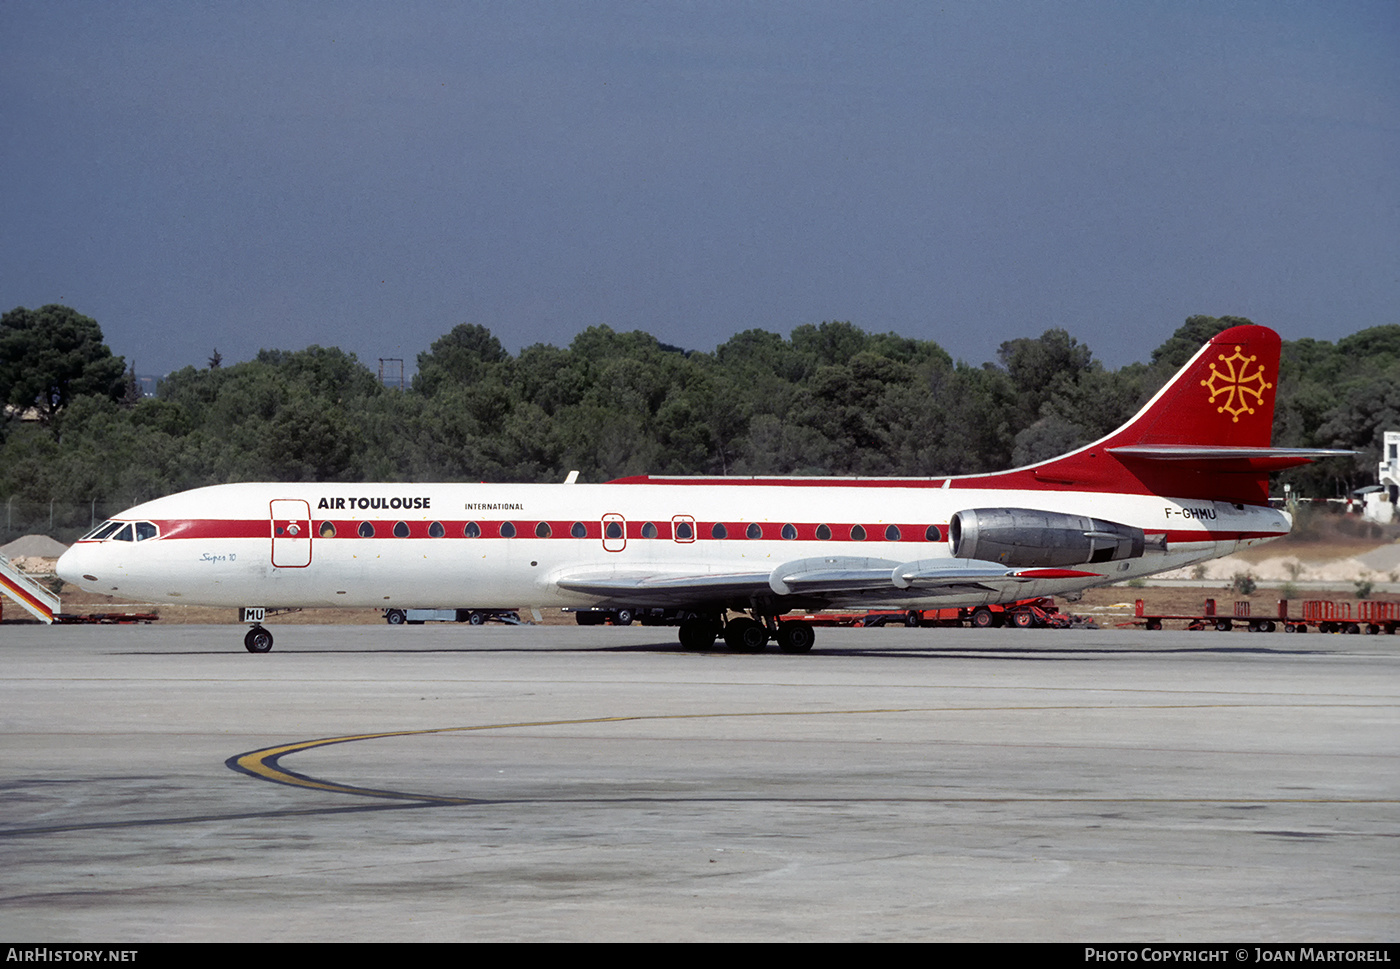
[949,508,1145,568]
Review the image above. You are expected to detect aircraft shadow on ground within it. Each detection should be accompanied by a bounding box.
[123,640,1331,659]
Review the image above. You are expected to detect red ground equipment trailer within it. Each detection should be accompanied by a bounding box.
[1130,598,1399,634]
[827,597,1075,629]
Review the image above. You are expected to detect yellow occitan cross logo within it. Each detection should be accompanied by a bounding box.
[1201,346,1273,422]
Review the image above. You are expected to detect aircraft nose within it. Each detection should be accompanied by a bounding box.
[56,545,94,589]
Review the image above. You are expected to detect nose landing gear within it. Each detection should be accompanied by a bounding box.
[239,607,273,653]
[244,625,274,653]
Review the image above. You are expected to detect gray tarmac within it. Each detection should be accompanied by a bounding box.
[1,622,1396,942]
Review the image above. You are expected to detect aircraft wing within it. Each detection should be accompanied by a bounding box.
[554,557,1100,610]
[554,569,775,607]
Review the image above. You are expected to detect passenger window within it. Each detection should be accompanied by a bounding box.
[535,521,552,538]
[925,525,941,542]
[781,523,797,540]
[393,521,410,538]
[571,521,587,538]
[746,523,762,540]
[674,521,693,540]
[500,522,517,538]
[320,521,337,538]
[641,522,657,539]
[711,522,728,539]
[606,521,624,540]
[428,521,445,538]
[358,521,375,538]
[816,523,832,541]
[885,525,901,541]
[850,524,867,541]
[464,521,481,538]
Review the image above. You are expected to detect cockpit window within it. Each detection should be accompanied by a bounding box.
[83,519,159,542]
[85,520,123,541]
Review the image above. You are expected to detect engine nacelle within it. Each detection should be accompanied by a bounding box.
[949,508,1145,568]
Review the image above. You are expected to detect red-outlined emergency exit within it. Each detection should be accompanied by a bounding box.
[270,499,312,568]
[602,513,626,552]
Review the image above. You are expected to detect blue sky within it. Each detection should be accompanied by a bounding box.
[3,1,1395,376]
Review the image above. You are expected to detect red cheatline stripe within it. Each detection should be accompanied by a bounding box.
[77,519,1284,545]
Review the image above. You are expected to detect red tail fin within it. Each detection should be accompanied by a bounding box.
[1108,324,1280,449]
[967,325,1289,503]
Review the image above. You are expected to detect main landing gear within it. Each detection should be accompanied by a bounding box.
[677,613,815,654]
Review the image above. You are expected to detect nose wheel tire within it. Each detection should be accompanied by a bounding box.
[244,626,274,653]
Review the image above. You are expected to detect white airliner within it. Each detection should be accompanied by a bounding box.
[57,324,1345,653]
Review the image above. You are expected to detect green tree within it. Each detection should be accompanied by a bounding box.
[790,320,871,368]
[413,324,508,395]
[996,328,1096,431]
[0,305,127,426]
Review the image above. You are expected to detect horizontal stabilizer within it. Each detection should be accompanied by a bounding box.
[1108,444,1354,471]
